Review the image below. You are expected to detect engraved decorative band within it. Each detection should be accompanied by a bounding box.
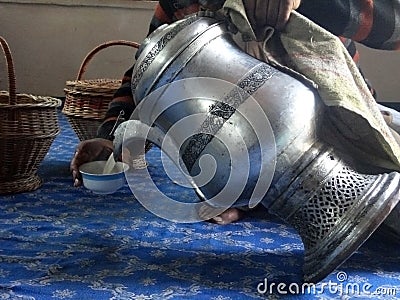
[182,63,277,170]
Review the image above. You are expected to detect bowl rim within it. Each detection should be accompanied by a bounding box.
[79,160,130,177]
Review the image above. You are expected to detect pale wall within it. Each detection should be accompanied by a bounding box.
[0,1,399,101]
[0,0,156,97]
[357,43,400,102]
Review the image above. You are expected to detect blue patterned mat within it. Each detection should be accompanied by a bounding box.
[0,112,399,299]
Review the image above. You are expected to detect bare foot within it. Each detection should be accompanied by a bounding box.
[210,207,244,225]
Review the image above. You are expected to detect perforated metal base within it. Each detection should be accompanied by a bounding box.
[269,144,400,283]
[303,171,400,282]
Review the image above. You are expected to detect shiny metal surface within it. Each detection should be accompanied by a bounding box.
[113,13,400,283]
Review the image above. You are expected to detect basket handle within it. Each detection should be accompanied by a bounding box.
[0,36,17,105]
[76,40,141,80]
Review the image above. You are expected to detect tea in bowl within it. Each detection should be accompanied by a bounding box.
[79,160,129,194]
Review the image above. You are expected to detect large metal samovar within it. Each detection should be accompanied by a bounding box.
[113,13,400,283]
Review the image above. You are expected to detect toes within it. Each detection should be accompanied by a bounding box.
[211,208,244,225]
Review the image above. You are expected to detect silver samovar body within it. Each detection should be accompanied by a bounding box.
[113,14,400,283]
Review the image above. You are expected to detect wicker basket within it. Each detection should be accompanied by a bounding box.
[62,40,140,141]
[0,36,61,194]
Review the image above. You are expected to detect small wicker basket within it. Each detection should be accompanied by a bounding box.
[0,36,61,194]
[62,40,140,141]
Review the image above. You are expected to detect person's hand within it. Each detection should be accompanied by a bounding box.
[70,138,114,187]
[243,0,301,32]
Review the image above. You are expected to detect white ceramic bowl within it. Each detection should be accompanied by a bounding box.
[79,161,129,194]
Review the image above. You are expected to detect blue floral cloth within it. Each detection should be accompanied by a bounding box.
[0,112,399,300]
